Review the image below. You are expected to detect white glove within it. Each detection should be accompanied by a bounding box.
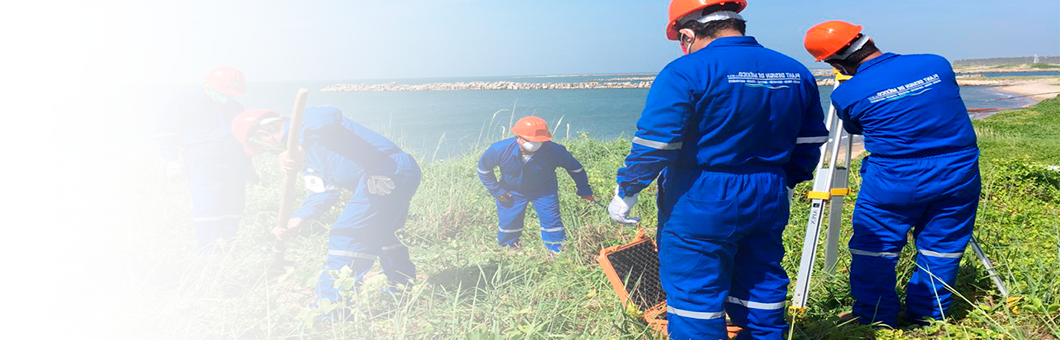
[165,161,186,182]
[608,187,640,225]
[366,175,396,196]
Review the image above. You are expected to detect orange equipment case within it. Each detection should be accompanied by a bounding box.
[596,229,669,333]
[597,229,742,338]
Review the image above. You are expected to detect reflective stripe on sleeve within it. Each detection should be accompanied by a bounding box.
[477,168,491,175]
[569,168,584,173]
[666,306,725,320]
[327,250,376,260]
[849,248,899,258]
[796,136,829,144]
[919,249,964,259]
[632,137,682,150]
[725,296,786,310]
[381,243,406,251]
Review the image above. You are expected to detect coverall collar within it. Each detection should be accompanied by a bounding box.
[856,52,900,74]
[704,36,761,49]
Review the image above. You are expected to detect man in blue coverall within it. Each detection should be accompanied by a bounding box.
[478,116,594,254]
[804,21,982,327]
[231,105,419,312]
[608,1,828,339]
[156,66,251,251]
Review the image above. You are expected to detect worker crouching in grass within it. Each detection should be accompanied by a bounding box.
[608,1,829,339]
[804,21,981,327]
[156,66,252,252]
[477,116,594,254]
[231,106,419,319]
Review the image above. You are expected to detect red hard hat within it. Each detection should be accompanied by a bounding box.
[231,109,280,156]
[205,66,247,96]
[667,0,747,40]
[512,116,552,142]
[804,21,863,62]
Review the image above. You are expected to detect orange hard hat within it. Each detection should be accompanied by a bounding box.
[666,0,748,40]
[804,20,863,62]
[205,66,247,96]
[231,109,280,156]
[512,116,552,142]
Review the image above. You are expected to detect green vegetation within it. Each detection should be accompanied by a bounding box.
[118,99,1060,339]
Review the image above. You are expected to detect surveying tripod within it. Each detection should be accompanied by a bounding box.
[788,72,1009,319]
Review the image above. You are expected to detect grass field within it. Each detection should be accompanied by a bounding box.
[104,98,1060,339]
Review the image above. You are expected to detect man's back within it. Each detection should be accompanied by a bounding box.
[644,36,825,169]
[831,53,978,158]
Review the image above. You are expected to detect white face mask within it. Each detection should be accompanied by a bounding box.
[521,140,543,153]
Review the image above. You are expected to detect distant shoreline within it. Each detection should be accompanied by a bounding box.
[322,77,1057,92]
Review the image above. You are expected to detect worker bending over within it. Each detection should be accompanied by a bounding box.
[232,106,419,316]
[608,1,828,339]
[156,67,252,251]
[478,116,594,254]
[804,21,981,327]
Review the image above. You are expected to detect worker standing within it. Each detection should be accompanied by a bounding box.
[608,1,828,339]
[156,66,251,251]
[231,106,419,316]
[478,116,594,254]
[804,21,981,327]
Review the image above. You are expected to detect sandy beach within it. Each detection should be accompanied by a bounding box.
[995,78,1060,102]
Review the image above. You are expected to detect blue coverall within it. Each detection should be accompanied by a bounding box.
[615,37,828,340]
[831,53,981,326]
[156,90,249,250]
[290,106,420,308]
[478,138,593,253]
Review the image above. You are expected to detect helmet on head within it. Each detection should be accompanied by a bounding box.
[667,0,747,40]
[205,66,247,96]
[231,109,280,156]
[804,20,864,62]
[511,116,552,143]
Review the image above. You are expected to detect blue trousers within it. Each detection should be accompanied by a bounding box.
[849,148,981,326]
[315,154,420,306]
[495,192,566,253]
[187,154,247,250]
[657,167,790,340]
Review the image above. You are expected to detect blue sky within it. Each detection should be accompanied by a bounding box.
[25,0,1060,83]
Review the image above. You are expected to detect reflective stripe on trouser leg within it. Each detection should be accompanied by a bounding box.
[726,186,790,340]
[906,192,977,322]
[378,230,416,286]
[495,194,529,246]
[315,236,380,305]
[658,213,736,340]
[316,172,419,305]
[190,192,244,249]
[848,197,916,327]
[531,193,566,253]
[188,159,247,249]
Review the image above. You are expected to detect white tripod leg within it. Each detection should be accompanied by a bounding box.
[970,237,1009,298]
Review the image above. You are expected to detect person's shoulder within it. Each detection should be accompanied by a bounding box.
[302,105,344,127]
[545,140,569,152]
[487,138,517,151]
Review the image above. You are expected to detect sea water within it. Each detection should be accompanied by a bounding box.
[143,75,1038,157]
